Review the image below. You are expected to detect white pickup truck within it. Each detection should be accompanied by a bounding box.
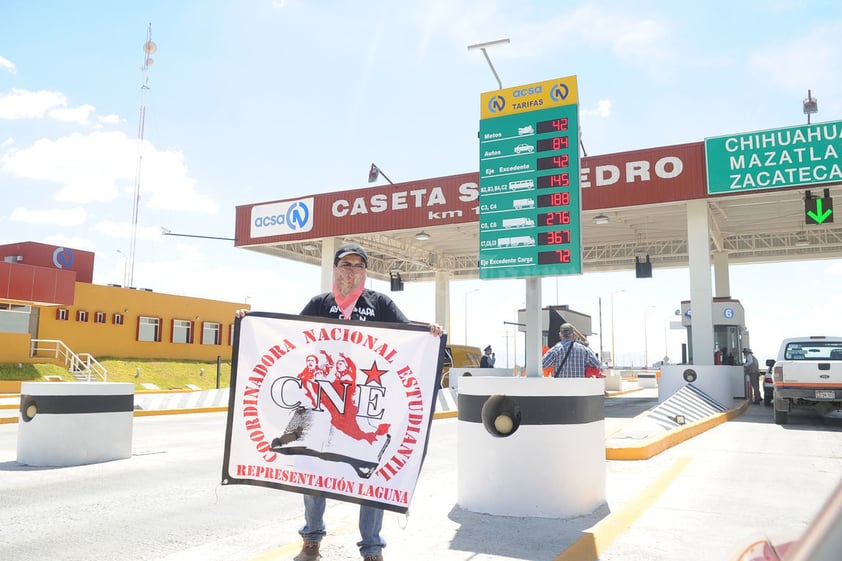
[772,336,842,424]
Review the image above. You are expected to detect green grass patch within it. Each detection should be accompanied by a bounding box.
[0,363,67,381]
[0,359,232,391]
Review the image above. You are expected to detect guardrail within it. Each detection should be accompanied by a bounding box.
[30,339,108,382]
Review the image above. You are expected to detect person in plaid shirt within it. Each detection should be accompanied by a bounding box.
[542,323,605,378]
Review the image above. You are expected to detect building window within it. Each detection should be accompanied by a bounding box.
[95,311,106,324]
[230,323,235,346]
[76,310,88,322]
[57,308,69,321]
[202,322,221,345]
[0,303,31,312]
[172,319,193,344]
[113,313,124,325]
[138,316,161,342]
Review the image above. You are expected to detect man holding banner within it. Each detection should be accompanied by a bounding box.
[228,242,443,561]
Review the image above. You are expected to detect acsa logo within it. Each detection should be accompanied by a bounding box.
[512,85,543,98]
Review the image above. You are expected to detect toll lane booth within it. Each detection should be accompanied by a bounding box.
[679,297,749,399]
[681,298,749,364]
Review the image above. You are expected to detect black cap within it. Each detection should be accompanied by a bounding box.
[484,345,492,352]
[334,243,368,267]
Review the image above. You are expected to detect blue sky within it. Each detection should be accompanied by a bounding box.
[3,0,842,366]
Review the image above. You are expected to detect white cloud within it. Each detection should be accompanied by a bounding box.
[96,113,124,126]
[0,88,104,124]
[582,99,613,119]
[48,103,95,124]
[134,251,298,306]
[141,149,219,213]
[1,130,217,212]
[2,131,132,202]
[90,220,128,238]
[0,89,68,120]
[0,56,15,74]
[42,234,96,252]
[91,220,162,241]
[10,206,87,226]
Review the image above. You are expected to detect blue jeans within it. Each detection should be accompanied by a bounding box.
[300,494,386,556]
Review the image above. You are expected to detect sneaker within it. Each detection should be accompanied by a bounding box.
[362,555,384,561]
[294,540,321,561]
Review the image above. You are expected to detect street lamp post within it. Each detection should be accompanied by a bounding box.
[467,38,510,90]
[643,305,656,368]
[116,250,128,287]
[501,330,511,368]
[464,288,479,344]
[610,290,625,368]
[598,296,604,361]
[503,319,525,373]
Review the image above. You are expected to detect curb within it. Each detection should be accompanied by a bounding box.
[605,400,749,460]
[605,386,646,397]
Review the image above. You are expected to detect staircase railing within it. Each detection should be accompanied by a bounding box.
[30,339,108,382]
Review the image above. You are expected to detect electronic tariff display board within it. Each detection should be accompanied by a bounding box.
[478,75,582,279]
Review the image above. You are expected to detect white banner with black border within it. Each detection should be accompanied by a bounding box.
[221,312,445,514]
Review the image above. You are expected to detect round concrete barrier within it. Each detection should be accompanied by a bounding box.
[457,377,605,518]
[17,382,135,466]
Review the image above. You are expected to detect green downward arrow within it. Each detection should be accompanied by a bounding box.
[807,199,833,224]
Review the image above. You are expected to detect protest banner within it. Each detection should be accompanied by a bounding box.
[222,312,445,513]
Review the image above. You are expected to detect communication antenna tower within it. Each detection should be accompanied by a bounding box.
[127,23,156,287]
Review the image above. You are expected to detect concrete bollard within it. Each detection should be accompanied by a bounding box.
[17,382,134,466]
[448,366,515,391]
[457,377,605,518]
[658,365,738,406]
[637,371,658,388]
[603,370,623,391]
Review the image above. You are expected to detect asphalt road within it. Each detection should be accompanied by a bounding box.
[1,392,841,561]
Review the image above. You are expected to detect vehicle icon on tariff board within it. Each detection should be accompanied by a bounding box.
[514,143,534,154]
[517,125,534,135]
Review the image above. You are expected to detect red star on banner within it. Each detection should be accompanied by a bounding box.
[361,361,388,385]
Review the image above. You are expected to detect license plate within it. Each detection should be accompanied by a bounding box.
[816,390,835,399]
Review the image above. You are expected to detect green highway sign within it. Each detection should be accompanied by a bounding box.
[478,76,582,280]
[705,120,842,194]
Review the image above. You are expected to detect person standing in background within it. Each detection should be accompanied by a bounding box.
[480,345,495,368]
[743,347,761,404]
[542,323,604,378]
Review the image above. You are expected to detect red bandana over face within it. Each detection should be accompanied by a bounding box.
[333,261,366,319]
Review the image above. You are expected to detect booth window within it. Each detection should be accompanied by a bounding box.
[56,308,69,321]
[94,311,106,324]
[113,313,124,325]
[229,323,235,346]
[202,322,221,345]
[138,316,162,342]
[172,319,193,344]
[76,310,88,322]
